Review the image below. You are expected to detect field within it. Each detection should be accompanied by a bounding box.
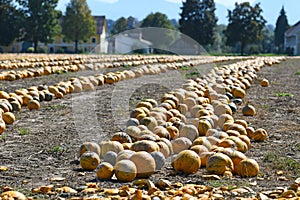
[0,54,299,199]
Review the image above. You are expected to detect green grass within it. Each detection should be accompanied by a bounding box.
[206,179,249,190]
[275,92,294,97]
[52,145,64,153]
[263,151,300,175]
[295,71,300,75]
[296,143,300,151]
[180,66,191,70]
[19,127,30,135]
[185,71,200,77]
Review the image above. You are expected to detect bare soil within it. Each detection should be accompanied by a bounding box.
[0,57,299,198]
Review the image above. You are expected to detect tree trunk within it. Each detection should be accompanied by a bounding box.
[34,41,38,53]
[75,40,78,53]
[240,42,245,56]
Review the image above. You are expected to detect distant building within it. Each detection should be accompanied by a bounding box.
[48,16,107,53]
[108,31,152,54]
[0,16,108,53]
[284,21,300,55]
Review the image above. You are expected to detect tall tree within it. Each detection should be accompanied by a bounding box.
[111,17,128,35]
[18,0,60,52]
[179,0,217,46]
[224,2,266,55]
[140,12,175,50]
[0,0,23,46]
[274,6,289,53]
[61,0,96,53]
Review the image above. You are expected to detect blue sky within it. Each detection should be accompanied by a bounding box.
[57,0,299,26]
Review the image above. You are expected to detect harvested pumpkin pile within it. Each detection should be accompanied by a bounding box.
[0,55,300,199]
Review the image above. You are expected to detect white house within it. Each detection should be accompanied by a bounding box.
[284,21,300,55]
[108,32,152,54]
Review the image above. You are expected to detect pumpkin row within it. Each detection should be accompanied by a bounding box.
[77,56,285,182]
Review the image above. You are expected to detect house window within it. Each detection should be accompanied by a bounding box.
[91,38,96,43]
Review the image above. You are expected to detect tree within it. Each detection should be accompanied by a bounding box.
[224,2,266,55]
[18,0,60,52]
[261,24,275,53]
[111,17,128,35]
[140,12,175,51]
[61,0,96,53]
[179,0,217,46]
[0,0,23,46]
[274,6,289,53]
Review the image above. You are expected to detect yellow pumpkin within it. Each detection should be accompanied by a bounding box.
[80,151,101,171]
[99,141,124,158]
[0,119,6,134]
[79,142,101,157]
[129,151,156,178]
[252,128,268,142]
[130,140,160,153]
[242,104,256,116]
[2,112,16,125]
[229,151,247,174]
[114,160,137,182]
[237,158,259,177]
[179,124,199,142]
[27,100,40,110]
[206,152,234,175]
[171,137,192,154]
[96,162,114,180]
[260,78,269,87]
[173,150,201,174]
[0,191,26,200]
[197,119,212,136]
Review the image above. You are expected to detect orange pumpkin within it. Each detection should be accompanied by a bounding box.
[206,152,234,175]
[242,104,256,116]
[130,140,160,153]
[79,142,101,157]
[252,128,268,142]
[2,112,16,125]
[0,191,26,200]
[229,151,247,174]
[173,150,201,174]
[100,141,124,158]
[96,162,114,180]
[237,158,259,177]
[80,151,101,171]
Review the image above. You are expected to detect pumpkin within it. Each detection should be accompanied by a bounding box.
[136,101,153,110]
[260,78,269,87]
[157,138,173,155]
[0,119,6,134]
[232,87,246,99]
[206,152,234,175]
[114,160,137,182]
[157,141,170,158]
[200,152,215,167]
[252,128,268,141]
[126,126,141,139]
[171,137,192,154]
[217,138,237,149]
[103,151,118,166]
[246,126,255,138]
[226,130,241,137]
[229,151,247,174]
[177,103,188,115]
[153,126,170,139]
[27,99,40,110]
[242,104,256,116]
[237,158,259,177]
[0,191,26,200]
[129,151,156,178]
[126,118,139,127]
[79,142,101,157]
[80,151,101,171]
[192,137,212,150]
[173,150,201,174]
[130,140,160,153]
[150,151,166,170]
[190,105,204,118]
[116,150,135,162]
[166,125,179,140]
[99,141,124,158]
[227,123,247,135]
[179,124,199,142]
[234,119,248,128]
[190,145,209,157]
[0,91,10,99]
[2,112,16,125]
[228,136,248,153]
[197,119,212,136]
[96,162,114,180]
[214,104,232,116]
[140,117,158,131]
[111,132,132,143]
[238,135,251,149]
[144,98,158,107]
[10,101,21,112]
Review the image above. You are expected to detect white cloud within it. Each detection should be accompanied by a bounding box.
[215,0,256,7]
[94,0,119,3]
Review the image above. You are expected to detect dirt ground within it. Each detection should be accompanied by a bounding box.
[0,57,299,199]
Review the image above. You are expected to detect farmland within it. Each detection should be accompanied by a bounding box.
[0,54,299,199]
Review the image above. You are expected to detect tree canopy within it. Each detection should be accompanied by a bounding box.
[61,0,96,53]
[274,7,289,53]
[111,17,128,35]
[224,2,266,55]
[0,0,23,46]
[18,0,61,52]
[179,0,217,46]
